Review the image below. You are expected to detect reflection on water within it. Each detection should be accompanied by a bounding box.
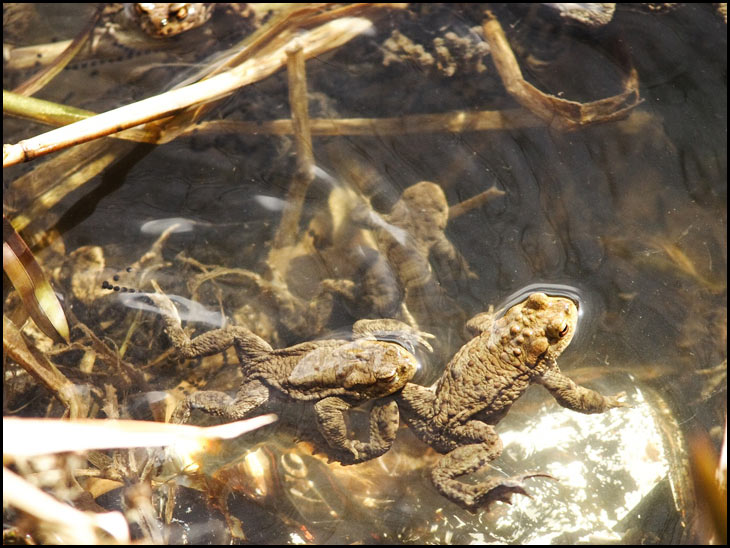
[3,3,725,545]
[496,382,672,544]
[176,378,682,544]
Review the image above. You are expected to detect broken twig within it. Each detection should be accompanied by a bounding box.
[482,10,642,131]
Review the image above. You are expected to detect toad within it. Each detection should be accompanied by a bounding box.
[324,180,477,357]
[351,181,477,317]
[126,3,216,38]
[149,287,433,463]
[396,292,627,510]
[222,181,474,344]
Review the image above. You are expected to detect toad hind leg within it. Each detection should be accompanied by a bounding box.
[314,397,399,464]
[430,421,547,511]
[171,379,270,424]
[148,288,272,363]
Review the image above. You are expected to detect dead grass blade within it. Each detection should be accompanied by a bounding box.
[3,415,277,457]
[7,139,140,236]
[12,6,103,97]
[3,316,84,417]
[3,215,69,343]
[3,467,130,544]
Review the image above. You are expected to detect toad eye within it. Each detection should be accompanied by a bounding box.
[376,367,398,382]
[173,5,189,20]
[547,321,570,340]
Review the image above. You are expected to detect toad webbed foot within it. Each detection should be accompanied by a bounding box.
[444,473,555,512]
[604,391,630,409]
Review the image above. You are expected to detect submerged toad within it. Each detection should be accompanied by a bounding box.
[396,292,627,510]
[354,181,477,315]
[324,180,477,357]
[149,288,433,463]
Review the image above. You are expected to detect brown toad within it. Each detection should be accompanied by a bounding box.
[149,288,433,463]
[395,292,627,510]
[356,181,477,306]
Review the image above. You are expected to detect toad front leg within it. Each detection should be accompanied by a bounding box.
[147,288,275,423]
[536,365,627,413]
[147,287,273,365]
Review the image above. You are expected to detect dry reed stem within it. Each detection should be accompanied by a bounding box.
[272,43,315,249]
[6,89,544,138]
[3,17,373,168]
[3,91,159,142]
[287,43,315,177]
[182,108,545,137]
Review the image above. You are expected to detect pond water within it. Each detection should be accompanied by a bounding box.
[3,4,726,545]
